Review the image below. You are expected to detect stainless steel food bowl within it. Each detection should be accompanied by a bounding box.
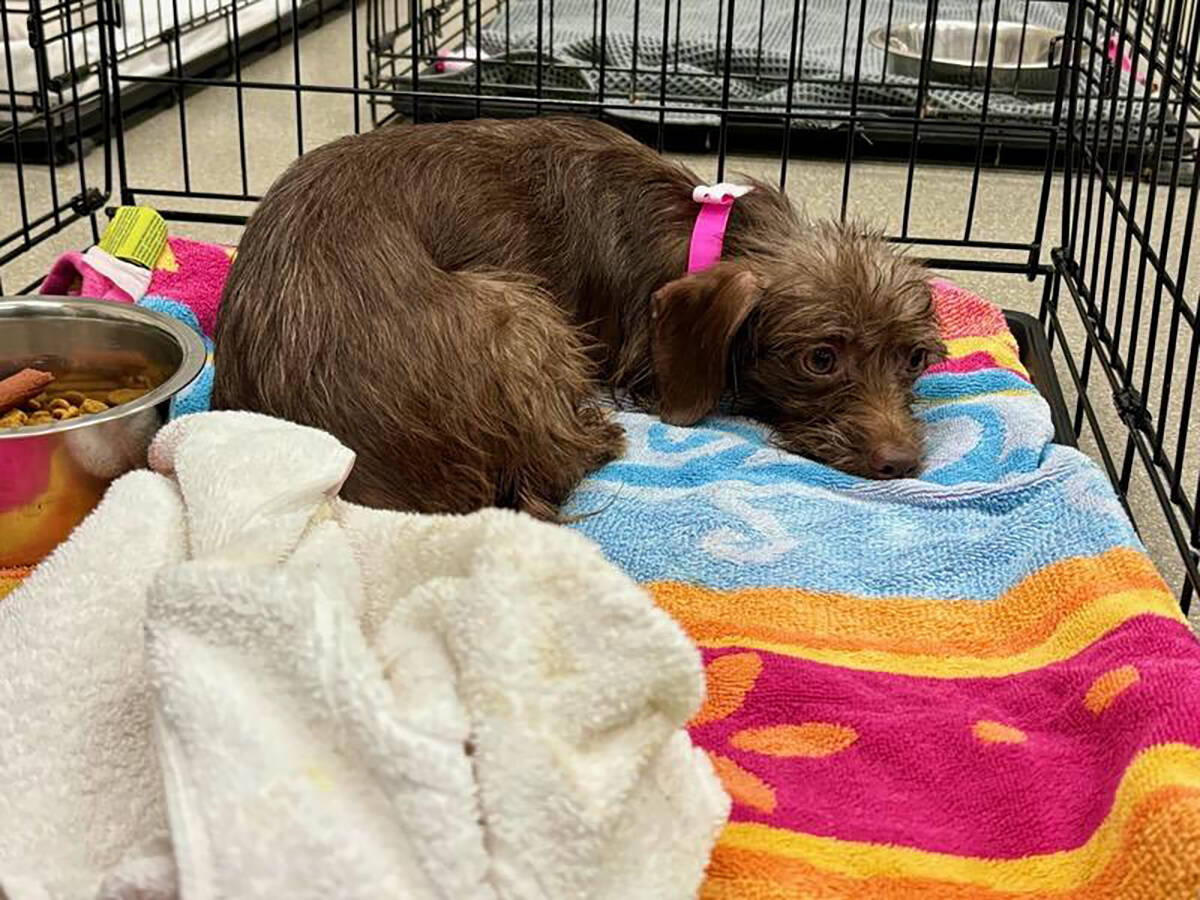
[0,297,206,566]
[868,20,1065,92]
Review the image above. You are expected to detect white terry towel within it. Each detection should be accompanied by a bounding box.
[0,412,729,900]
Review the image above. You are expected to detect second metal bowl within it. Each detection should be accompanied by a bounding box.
[869,20,1065,93]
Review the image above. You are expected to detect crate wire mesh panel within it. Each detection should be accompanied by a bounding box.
[1,0,347,161]
[1,0,109,293]
[2,0,104,121]
[1053,0,1200,604]
[1,0,349,289]
[367,0,1196,167]
[370,0,1076,137]
[1,0,1199,604]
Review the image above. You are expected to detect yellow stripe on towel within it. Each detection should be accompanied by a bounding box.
[944,334,1024,373]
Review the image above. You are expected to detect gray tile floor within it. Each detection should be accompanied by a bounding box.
[3,4,1198,611]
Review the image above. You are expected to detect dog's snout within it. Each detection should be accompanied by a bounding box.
[870,444,919,479]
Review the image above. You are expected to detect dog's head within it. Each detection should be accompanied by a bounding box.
[651,222,945,479]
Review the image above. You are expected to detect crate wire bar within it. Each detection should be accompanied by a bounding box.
[1,0,109,293]
[1,0,1198,604]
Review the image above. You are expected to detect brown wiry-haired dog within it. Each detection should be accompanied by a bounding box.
[213,117,945,518]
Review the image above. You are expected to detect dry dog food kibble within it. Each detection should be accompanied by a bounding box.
[0,367,152,429]
[105,388,148,406]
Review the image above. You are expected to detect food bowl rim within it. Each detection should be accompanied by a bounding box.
[0,295,207,439]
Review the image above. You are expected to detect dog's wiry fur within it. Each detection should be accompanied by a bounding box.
[213,117,945,517]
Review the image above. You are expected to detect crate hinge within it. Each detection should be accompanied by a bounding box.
[71,188,108,217]
[25,14,43,49]
[1113,385,1153,433]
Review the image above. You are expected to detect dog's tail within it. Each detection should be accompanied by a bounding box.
[528,485,623,526]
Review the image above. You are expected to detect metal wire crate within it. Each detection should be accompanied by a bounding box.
[367,0,1193,176]
[1052,0,1200,606]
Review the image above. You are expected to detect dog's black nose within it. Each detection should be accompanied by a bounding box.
[870,445,919,479]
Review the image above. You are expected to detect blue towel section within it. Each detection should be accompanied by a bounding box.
[565,372,1142,602]
[139,295,214,419]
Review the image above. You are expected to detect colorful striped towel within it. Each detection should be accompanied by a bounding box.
[26,230,1200,894]
[566,279,1200,898]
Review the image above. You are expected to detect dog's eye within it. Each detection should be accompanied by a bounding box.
[805,346,838,376]
[908,348,928,372]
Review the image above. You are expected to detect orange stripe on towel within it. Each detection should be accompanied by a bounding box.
[0,566,32,601]
[652,548,1177,677]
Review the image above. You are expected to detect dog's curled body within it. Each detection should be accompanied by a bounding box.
[213,117,944,517]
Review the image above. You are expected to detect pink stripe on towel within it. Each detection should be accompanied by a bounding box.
[146,238,235,338]
[691,613,1200,858]
[38,251,135,303]
[930,350,1032,381]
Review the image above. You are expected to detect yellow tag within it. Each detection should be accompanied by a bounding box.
[99,207,168,270]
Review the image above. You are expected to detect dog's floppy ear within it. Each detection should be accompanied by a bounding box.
[651,262,760,426]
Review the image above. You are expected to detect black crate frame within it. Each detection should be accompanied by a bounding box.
[2,0,1198,606]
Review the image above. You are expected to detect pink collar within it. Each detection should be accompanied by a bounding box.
[687,182,753,273]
